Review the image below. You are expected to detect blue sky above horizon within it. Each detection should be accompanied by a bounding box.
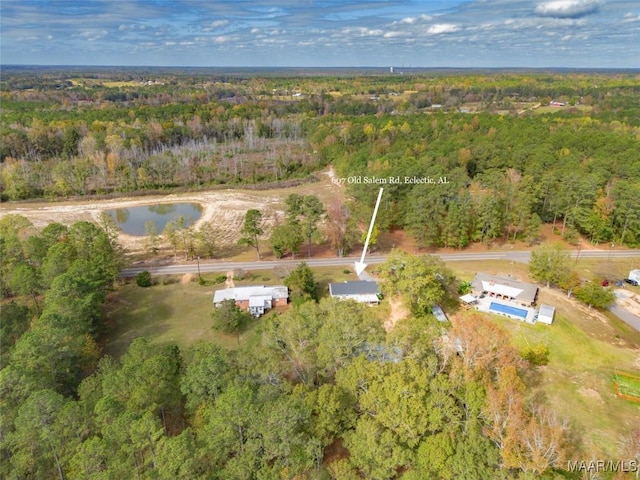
[1,0,639,68]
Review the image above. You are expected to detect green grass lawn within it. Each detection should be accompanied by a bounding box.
[488,308,640,459]
[102,277,262,358]
[614,372,640,399]
[450,258,640,458]
[102,266,358,359]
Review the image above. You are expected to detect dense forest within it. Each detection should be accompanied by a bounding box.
[2,68,639,247]
[315,111,640,248]
[1,217,590,479]
[1,69,640,478]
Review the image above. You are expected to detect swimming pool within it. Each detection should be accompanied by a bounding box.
[489,302,528,319]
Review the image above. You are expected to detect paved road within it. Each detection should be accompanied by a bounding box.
[120,248,640,331]
[120,249,640,277]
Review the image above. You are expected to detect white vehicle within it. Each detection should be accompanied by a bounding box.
[627,269,640,286]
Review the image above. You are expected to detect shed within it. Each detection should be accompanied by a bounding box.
[537,304,555,325]
[432,305,448,322]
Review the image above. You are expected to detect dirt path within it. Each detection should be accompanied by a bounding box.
[385,297,410,331]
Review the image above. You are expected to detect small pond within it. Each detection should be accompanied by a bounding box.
[105,203,203,236]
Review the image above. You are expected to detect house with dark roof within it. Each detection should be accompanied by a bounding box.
[213,285,288,317]
[471,273,538,307]
[329,280,381,305]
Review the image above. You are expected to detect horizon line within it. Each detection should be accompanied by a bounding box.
[3,64,639,71]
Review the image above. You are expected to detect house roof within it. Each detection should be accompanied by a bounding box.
[460,294,477,304]
[329,281,380,297]
[249,295,272,308]
[471,273,538,304]
[539,304,555,317]
[213,285,288,304]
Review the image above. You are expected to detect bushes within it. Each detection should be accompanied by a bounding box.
[522,343,549,366]
[136,271,152,287]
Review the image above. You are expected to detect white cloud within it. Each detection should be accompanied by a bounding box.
[214,36,229,44]
[210,20,229,28]
[622,13,640,23]
[535,0,601,18]
[77,30,108,41]
[383,31,409,38]
[397,14,432,25]
[427,24,459,35]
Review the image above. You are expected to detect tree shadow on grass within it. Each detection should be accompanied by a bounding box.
[101,291,174,359]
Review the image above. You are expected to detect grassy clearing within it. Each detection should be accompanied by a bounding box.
[102,81,141,87]
[102,266,358,359]
[488,311,640,458]
[534,105,594,114]
[102,277,259,358]
[451,257,640,459]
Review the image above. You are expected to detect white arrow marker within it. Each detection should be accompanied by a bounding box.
[355,187,384,276]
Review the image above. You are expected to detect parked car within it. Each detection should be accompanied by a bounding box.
[601,279,609,287]
[615,280,624,287]
[624,278,639,286]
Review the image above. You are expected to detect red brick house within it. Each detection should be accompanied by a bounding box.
[213,285,288,317]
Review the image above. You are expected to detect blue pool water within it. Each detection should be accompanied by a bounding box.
[489,302,528,319]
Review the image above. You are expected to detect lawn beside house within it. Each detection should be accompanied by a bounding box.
[102,266,358,358]
[487,307,640,460]
[102,277,262,358]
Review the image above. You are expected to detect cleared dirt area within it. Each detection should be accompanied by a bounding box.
[1,190,281,253]
[0,168,345,256]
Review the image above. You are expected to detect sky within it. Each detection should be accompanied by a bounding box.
[1,0,639,68]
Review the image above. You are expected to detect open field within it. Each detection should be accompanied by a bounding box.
[103,277,225,358]
[489,310,640,459]
[450,258,640,459]
[444,258,640,458]
[102,265,357,359]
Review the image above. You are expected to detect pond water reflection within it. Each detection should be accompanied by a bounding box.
[105,203,203,236]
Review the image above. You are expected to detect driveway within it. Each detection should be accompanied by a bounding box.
[610,289,640,332]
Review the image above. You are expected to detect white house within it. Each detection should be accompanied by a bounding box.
[471,273,538,307]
